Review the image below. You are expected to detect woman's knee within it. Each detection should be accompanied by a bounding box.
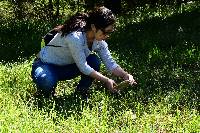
[86,54,101,71]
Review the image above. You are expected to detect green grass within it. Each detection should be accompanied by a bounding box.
[0,2,200,133]
[0,59,199,132]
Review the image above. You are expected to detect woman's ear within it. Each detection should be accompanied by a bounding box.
[91,24,96,32]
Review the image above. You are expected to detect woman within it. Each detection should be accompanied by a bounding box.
[31,6,137,99]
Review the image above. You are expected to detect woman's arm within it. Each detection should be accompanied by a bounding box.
[89,70,117,93]
[96,41,136,86]
[111,66,137,85]
[111,66,128,79]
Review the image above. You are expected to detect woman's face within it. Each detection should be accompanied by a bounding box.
[94,25,114,41]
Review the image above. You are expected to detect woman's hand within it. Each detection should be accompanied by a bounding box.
[105,79,118,93]
[111,67,137,86]
[123,73,137,85]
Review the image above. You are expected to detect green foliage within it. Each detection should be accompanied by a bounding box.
[0,1,15,20]
[110,1,200,57]
[0,58,199,132]
[0,1,79,62]
[0,19,51,62]
[0,1,200,132]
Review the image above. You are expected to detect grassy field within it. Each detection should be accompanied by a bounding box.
[0,2,200,133]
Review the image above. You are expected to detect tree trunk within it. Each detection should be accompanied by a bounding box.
[48,0,54,20]
[13,0,24,19]
[55,0,60,19]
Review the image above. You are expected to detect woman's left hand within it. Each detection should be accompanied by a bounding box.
[123,73,137,85]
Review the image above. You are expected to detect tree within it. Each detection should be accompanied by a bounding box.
[55,0,60,19]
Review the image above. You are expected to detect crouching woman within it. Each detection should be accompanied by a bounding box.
[31,6,137,99]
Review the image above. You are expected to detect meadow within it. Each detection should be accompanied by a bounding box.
[0,1,199,132]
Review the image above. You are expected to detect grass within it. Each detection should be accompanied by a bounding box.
[0,1,200,133]
[0,60,199,132]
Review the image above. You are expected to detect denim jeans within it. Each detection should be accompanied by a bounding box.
[31,54,101,96]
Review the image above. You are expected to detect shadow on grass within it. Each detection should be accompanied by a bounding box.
[106,8,200,112]
[109,8,200,54]
[0,20,53,63]
[27,92,87,119]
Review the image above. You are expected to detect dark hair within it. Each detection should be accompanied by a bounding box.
[55,6,116,36]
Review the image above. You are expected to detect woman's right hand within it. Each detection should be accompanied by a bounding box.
[105,79,118,93]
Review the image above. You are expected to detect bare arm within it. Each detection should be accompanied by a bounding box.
[89,70,117,92]
[111,66,128,79]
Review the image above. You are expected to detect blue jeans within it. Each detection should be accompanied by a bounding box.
[31,54,101,96]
